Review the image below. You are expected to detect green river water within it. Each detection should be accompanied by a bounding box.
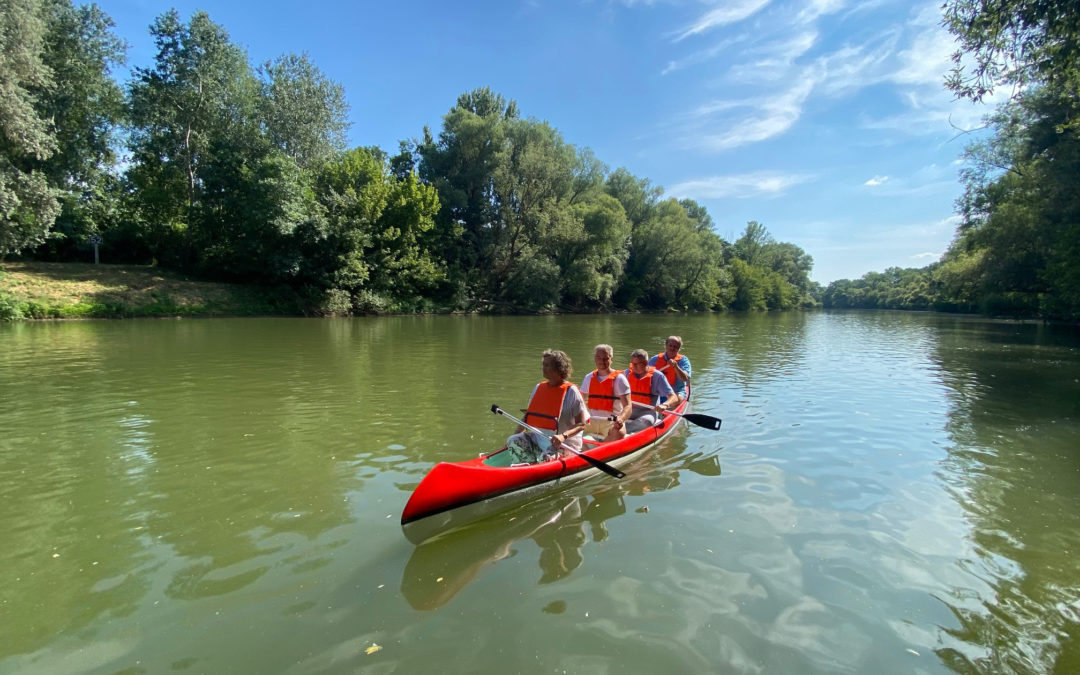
[1,312,1078,674]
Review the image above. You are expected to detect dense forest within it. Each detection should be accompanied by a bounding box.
[823,0,1080,320]
[3,1,1077,318]
[0,1,816,315]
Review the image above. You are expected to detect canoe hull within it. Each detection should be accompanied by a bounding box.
[401,398,689,544]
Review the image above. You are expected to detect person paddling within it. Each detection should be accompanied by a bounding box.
[580,344,632,442]
[507,349,588,463]
[649,335,691,406]
[624,348,677,433]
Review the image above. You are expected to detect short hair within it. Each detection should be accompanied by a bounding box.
[543,349,572,379]
[666,336,683,348]
[594,344,613,358]
[629,348,649,363]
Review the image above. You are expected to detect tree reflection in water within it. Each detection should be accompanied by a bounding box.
[400,440,723,610]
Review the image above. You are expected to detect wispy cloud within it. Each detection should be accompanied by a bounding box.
[695,78,815,150]
[864,175,889,186]
[666,170,814,199]
[727,31,818,82]
[662,35,748,76]
[860,90,989,136]
[891,25,955,86]
[811,33,899,96]
[797,0,849,24]
[673,0,772,42]
[911,251,938,259]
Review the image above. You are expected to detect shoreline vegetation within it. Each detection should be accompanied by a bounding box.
[3,262,1073,324]
[3,3,1078,322]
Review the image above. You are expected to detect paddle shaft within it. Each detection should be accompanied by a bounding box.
[630,400,722,431]
[490,405,625,479]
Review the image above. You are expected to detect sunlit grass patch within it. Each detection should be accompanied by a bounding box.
[0,262,298,320]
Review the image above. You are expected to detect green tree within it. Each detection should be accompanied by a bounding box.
[944,0,1080,103]
[729,258,767,311]
[947,88,1080,317]
[416,87,515,299]
[554,193,631,307]
[732,221,772,266]
[32,0,126,259]
[126,9,262,266]
[943,0,1080,318]
[301,147,441,312]
[0,0,60,257]
[259,52,349,170]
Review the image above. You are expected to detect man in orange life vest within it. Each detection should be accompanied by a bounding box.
[507,349,588,463]
[580,344,632,442]
[648,335,691,407]
[624,348,677,434]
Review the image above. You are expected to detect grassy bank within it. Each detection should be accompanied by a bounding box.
[0,262,300,320]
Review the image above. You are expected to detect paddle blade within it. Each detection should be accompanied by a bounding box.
[683,413,722,431]
[573,450,625,479]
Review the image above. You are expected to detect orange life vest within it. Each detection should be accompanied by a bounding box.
[626,367,657,405]
[524,381,571,431]
[654,353,686,387]
[586,369,622,412]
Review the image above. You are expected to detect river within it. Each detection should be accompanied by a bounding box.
[1,312,1078,674]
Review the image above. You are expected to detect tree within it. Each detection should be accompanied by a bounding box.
[299,147,441,312]
[416,88,514,298]
[0,0,60,257]
[732,221,772,266]
[621,199,725,310]
[729,259,767,311]
[127,9,262,266]
[944,0,1080,103]
[259,53,349,170]
[761,241,814,297]
[32,0,126,258]
[553,193,631,307]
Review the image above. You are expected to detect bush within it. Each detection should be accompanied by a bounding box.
[0,291,26,320]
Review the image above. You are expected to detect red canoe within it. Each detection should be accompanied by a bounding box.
[401,394,691,544]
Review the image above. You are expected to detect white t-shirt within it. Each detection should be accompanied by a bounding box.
[580,370,631,418]
[526,382,587,452]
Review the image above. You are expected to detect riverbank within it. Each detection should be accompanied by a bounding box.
[0,262,300,320]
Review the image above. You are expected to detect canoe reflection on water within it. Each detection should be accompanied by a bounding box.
[400,446,722,611]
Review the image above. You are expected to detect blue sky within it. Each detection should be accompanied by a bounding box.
[95,0,994,283]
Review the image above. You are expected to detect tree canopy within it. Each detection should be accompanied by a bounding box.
[2,7,823,315]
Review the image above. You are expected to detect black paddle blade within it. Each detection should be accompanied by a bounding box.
[683,413,722,431]
[574,450,625,479]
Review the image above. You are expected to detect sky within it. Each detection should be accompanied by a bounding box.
[93,0,995,284]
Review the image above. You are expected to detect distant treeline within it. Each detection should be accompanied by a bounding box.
[825,0,1080,320]
[0,3,816,314]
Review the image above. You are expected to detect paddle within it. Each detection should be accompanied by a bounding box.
[631,400,722,431]
[490,404,625,479]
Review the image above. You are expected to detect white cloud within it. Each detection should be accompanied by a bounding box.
[797,0,849,23]
[662,35,748,75]
[860,91,990,136]
[811,34,898,96]
[666,171,814,199]
[697,78,815,150]
[911,251,939,259]
[674,0,773,42]
[891,24,955,86]
[728,31,819,82]
[864,175,889,186]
